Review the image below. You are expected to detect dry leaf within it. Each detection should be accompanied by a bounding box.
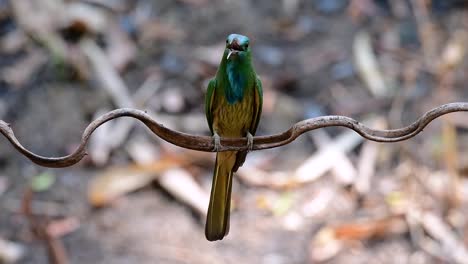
[158,168,209,216]
[353,31,389,97]
[294,126,364,184]
[309,227,343,262]
[88,158,181,206]
[332,216,407,241]
[310,216,407,262]
[310,130,357,185]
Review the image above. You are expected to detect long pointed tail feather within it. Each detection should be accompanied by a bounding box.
[205,151,236,241]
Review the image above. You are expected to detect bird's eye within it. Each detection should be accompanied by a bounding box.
[226,39,229,44]
[244,44,249,50]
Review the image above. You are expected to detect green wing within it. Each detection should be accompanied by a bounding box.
[250,77,263,134]
[205,78,216,134]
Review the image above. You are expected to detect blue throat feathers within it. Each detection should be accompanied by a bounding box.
[225,60,247,104]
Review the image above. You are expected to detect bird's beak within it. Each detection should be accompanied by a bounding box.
[226,49,239,60]
[226,39,241,60]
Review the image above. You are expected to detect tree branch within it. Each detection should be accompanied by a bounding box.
[1,102,467,168]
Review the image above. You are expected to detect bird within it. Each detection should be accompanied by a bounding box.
[204,34,263,241]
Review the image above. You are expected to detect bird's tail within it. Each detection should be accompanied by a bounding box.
[205,151,236,241]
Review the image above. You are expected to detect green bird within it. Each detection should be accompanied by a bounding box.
[205,34,263,241]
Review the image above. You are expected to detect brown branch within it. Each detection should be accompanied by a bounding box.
[1,102,468,168]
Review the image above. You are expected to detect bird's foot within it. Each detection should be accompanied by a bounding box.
[213,133,221,152]
[247,132,254,152]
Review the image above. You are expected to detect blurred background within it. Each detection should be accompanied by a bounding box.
[1,0,468,263]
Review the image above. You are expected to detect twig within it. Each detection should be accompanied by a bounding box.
[21,189,69,264]
[1,102,468,168]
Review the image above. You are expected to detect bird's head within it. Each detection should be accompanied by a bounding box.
[225,34,250,61]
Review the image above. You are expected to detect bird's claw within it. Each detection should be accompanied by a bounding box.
[213,133,221,152]
[247,132,254,152]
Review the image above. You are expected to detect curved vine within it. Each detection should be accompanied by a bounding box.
[1,102,467,168]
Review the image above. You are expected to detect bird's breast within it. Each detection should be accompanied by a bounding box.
[212,90,255,138]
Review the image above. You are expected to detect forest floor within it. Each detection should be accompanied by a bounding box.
[2,0,468,263]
